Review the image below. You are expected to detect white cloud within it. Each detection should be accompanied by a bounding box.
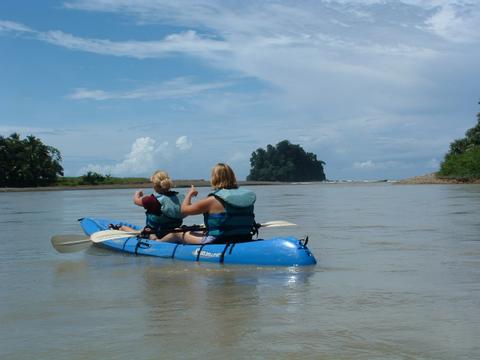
[354,160,376,169]
[0,18,229,58]
[67,77,231,101]
[424,3,480,43]
[0,2,464,117]
[175,136,192,151]
[38,28,229,59]
[353,160,412,170]
[0,20,34,33]
[0,126,65,136]
[79,137,169,176]
[68,88,110,100]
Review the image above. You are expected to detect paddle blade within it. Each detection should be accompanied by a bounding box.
[51,234,92,253]
[260,221,297,228]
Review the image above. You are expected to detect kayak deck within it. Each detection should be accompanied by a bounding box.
[79,217,317,266]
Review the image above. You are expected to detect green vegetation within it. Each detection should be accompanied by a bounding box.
[0,133,63,187]
[247,140,326,181]
[2,133,328,188]
[56,174,149,186]
[439,104,480,180]
[81,171,108,185]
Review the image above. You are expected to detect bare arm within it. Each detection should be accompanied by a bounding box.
[181,185,214,216]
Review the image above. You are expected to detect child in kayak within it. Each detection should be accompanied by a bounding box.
[161,163,257,244]
[115,170,185,239]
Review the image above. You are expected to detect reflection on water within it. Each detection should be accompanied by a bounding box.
[136,264,315,358]
[1,184,480,359]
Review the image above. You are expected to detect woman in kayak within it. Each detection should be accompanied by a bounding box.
[114,170,184,239]
[162,163,257,244]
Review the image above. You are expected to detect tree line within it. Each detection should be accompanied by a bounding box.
[1,134,327,187]
[439,103,480,179]
[0,133,63,187]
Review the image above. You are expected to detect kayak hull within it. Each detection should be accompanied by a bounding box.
[79,217,317,266]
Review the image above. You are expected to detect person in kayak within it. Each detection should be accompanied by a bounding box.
[114,170,185,239]
[165,163,257,244]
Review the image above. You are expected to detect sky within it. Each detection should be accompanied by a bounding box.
[1,0,479,181]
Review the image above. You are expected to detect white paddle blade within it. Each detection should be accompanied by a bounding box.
[260,221,297,227]
[90,229,141,243]
[51,234,92,253]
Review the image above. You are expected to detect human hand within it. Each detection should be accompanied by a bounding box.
[135,189,144,198]
[187,185,198,197]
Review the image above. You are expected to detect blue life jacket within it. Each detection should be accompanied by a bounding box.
[146,191,185,232]
[204,188,256,241]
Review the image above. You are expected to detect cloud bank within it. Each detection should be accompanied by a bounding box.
[79,136,191,176]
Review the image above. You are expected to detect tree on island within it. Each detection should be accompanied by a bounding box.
[247,140,326,181]
[439,103,480,179]
[0,133,64,187]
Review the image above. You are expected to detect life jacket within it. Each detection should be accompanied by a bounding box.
[145,191,185,233]
[204,188,256,242]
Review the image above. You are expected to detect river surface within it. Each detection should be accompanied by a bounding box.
[1,183,479,359]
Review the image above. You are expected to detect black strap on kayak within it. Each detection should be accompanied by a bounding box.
[196,244,206,261]
[300,236,309,247]
[219,243,230,264]
[228,243,236,255]
[171,243,180,259]
[134,237,141,256]
[122,238,129,251]
[134,236,150,256]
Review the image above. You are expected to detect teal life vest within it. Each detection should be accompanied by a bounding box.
[204,188,257,241]
[145,191,185,232]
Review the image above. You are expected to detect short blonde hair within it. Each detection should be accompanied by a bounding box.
[210,163,238,189]
[151,170,174,193]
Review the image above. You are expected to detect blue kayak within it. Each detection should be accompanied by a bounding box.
[79,217,317,266]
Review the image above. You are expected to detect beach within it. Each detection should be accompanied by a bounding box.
[396,173,480,184]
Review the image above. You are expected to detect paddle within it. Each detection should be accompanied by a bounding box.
[50,234,95,253]
[51,220,297,253]
[90,221,297,243]
[51,229,174,253]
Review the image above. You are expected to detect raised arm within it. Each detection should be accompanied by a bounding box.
[181,185,213,216]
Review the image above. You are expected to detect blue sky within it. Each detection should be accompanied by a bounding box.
[1,0,479,180]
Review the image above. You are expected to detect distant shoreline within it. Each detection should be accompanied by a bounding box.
[2,174,480,192]
[0,180,286,193]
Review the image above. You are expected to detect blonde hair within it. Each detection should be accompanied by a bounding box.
[210,163,238,189]
[151,170,174,193]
